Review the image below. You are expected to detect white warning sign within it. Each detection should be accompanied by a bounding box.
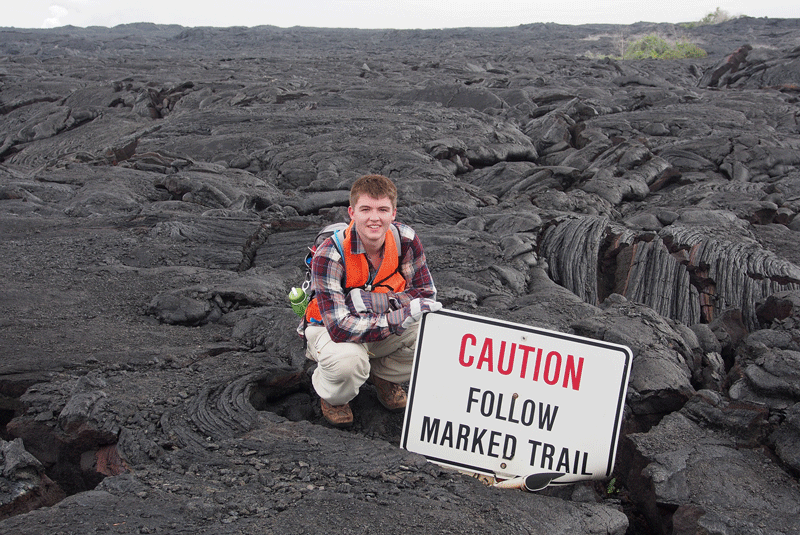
[401,309,632,486]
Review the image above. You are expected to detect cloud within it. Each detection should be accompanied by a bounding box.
[43,4,69,28]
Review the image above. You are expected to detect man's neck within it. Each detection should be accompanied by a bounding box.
[362,238,385,258]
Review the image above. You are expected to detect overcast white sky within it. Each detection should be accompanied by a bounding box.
[3,1,797,30]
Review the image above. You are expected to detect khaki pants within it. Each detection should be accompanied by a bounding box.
[304,322,419,406]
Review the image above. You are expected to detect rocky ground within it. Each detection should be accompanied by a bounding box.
[1,17,800,534]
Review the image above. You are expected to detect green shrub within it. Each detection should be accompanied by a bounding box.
[673,41,708,59]
[623,35,707,60]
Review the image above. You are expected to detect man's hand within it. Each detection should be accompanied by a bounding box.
[387,298,442,333]
[347,288,391,314]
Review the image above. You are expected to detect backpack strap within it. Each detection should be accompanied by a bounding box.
[390,224,401,258]
[328,227,346,286]
[331,228,346,258]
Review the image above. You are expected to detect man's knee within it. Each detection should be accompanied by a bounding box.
[331,351,369,377]
[318,346,369,381]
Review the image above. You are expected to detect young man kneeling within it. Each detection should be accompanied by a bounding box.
[302,174,440,426]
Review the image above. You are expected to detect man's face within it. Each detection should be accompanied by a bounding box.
[348,194,396,249]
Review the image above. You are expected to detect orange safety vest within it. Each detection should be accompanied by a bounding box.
[304,221,406,324]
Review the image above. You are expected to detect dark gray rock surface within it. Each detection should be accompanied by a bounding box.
[2,17,800,534]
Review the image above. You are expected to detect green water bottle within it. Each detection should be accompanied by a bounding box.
[289,287,309,317]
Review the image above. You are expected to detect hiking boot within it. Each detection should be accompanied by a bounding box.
[370,375,407,411]
[320,399,353,427]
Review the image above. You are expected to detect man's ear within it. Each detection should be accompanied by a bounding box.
[347,206,355,220]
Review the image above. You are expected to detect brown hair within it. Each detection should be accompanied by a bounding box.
[350,174,397,209]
